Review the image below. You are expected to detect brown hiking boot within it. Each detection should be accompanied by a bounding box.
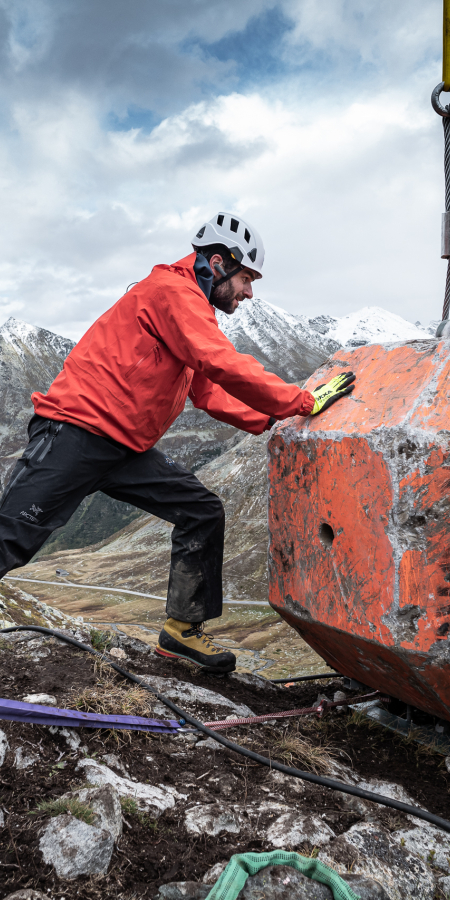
[155,618,236,673]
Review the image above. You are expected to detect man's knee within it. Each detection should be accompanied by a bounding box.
[187,491,224,537]
[204,493,225,527]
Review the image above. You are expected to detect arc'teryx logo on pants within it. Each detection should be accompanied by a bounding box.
[19,504,43,523]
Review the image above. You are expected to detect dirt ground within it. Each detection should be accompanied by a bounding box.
[0,632,449,899]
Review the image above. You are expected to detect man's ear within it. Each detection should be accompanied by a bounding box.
[209,254,225,279]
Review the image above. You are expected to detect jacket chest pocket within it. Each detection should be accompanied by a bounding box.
[123,340,160,381]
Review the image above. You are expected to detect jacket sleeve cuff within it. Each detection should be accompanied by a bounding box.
[302,391,315,415]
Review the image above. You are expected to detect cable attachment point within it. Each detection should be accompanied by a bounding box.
[436,319,450,338]
[442,212,450,258]
[432,82,450,117]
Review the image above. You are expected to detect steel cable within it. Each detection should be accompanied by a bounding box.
[2,624,450,832]
[443,113,450,320]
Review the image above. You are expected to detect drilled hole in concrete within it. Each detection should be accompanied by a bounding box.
[319,523,335,548]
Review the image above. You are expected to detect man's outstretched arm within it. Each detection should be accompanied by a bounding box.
[189,371,275,434]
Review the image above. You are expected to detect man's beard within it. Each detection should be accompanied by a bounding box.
[212,279,236,315]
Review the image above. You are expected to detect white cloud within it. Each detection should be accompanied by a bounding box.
[0,1,447,338]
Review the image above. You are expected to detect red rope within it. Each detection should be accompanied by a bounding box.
[203,691,387,730]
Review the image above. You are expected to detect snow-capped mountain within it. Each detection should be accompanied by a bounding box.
[216,299,339,383]
[0,318,75,490]
[299,306,430,349]
[0,317,73,361]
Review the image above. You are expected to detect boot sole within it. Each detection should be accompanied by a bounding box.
[154,645,235,673]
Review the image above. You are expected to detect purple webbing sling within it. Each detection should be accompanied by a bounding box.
[0,697,181,732]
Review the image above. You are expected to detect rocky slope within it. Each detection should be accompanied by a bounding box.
[216,299,339,381]
[0,601,448,900]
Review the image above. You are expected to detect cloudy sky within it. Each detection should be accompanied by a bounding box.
[0,0,447,339]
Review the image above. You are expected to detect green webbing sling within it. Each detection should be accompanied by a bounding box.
[205,850,360,900]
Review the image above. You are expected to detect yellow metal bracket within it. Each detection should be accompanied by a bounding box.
[444,0,450,90]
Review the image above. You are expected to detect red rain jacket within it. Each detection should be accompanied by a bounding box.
[32,253,314,452]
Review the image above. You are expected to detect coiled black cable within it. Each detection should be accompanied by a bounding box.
[2,624,450,833]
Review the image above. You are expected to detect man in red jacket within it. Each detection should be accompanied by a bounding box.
[0,212,355,673]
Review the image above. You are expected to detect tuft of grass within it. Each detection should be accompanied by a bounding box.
[90,628,114,653]
[120,796,158,829]
[31,797,95,825]
[270,731,336,774]
[120,796,139,816]
[69,676,150,718]
[348,709,367,727]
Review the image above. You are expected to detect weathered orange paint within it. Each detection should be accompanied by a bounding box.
[268,339,450,720]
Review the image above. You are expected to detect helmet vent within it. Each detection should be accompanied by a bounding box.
[217,214,224,227]
[229,245,244,263]
[248,248,257,262]
[244,228,251,243]
[230,218,239,233]
[196,226,206,239]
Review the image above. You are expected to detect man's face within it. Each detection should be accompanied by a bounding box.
[212,266,255,315]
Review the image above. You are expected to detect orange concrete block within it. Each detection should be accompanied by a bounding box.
[268,338,450,719]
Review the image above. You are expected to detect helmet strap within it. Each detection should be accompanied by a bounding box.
[211,265,242,290]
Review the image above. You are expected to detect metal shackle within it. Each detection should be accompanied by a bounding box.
[431,82,450,117]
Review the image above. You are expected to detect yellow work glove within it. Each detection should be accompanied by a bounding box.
[310,371,356,415]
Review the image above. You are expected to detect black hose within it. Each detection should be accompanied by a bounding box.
[271,672,341,683]
[3,624,450,833]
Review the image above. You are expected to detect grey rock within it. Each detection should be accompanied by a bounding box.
[3,892,48,900]
[202,860,228,883]
[229,671,279,692]
[391,820,450,874]
[333,691,348,712]
[14,746,39,769]
[340,873,390,900]
[0,728,9,766]
[265,769,306,794]
[143,676,254,718]
[332,791,370,818]
[77,758,184,815]
[321,821,435,900]
[102,752,128,774]
[439,874,450,894]
[67,784,122,841]
[39,814,114,879]
[22,693,56,705]
[195,736,224,751]
[185,804,241,836]
[314,693,331,708]
[49,725,81,751]
[154,885,211,900]
[266,811,335,848]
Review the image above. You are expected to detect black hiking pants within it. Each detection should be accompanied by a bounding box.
[0,416,225,622]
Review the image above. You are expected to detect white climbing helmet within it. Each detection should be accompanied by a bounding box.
[192,212,264,279]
